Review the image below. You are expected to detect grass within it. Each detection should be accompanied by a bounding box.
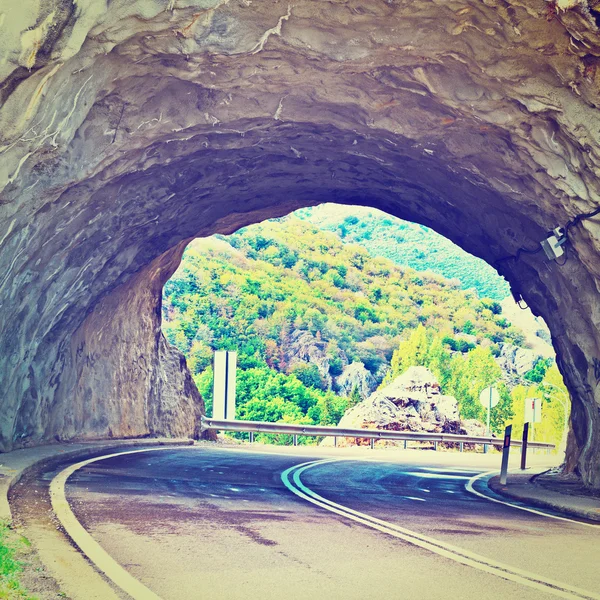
[0,521,36,599]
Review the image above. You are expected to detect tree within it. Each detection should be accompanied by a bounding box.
[290,362,326,391]
[524,358,553,384]
[445,346,506,428]
[387,325,430,381]
[348,385,362,408]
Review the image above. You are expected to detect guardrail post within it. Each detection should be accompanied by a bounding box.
[521,422,529,470]
[433,441,438,451]
[403,440,407,450]
[459,442,464,453]
[334,436,337,448]
[249,431,254,444]
[499,424,512,485]
[370,438,374,450]
[483,442,488,454]
[293,434,298,447]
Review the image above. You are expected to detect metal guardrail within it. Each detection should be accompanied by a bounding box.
[201,417,555,450]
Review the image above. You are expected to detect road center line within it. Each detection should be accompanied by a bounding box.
[281,459,600,600]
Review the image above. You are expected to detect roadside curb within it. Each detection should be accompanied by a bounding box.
[487,472,600,523]
[2,438,194,600]
[1,437,193,522]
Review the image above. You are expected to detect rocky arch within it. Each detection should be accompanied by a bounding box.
[1,0,600,487]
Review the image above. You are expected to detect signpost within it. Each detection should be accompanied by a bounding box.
[213,351,237,420]
[524,397,542,441]
[479,386,499,452]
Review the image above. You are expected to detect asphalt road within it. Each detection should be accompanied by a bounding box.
[63,447,600,600]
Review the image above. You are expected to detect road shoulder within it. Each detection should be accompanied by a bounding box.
[2,438,193,599]
[488,469,600,523]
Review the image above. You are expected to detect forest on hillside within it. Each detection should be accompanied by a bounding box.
[162,213,567,448]
[296,204,511,300]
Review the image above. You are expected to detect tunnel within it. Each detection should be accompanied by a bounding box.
[1,0,600,488]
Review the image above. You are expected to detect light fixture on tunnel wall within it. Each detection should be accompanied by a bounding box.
[540,227,567,261]
[495,204,600,271]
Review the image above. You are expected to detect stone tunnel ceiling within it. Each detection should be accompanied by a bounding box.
[2,0,600,486]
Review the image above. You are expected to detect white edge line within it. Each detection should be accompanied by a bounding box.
[465,470,600,529]
[281,459,600,600]
[49,446,186,600]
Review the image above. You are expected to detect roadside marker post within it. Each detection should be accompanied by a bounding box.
[521,422,529,470]
[499,424,512,485]
[524,397,542,444]
[212,351,237,420]
[479,386,500,454]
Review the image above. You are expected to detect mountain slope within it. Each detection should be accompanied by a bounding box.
[163,216,524,383]
[161,214,565,443]
[295,204,511,300]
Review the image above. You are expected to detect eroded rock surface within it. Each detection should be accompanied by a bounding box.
[1,0,600,485]
[336,362,377,401]
[326,366,486,447]
[497,343,546,381]
[285,330,332,389]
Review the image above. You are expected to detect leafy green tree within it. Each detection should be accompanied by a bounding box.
[290,363,326,391]
[347,385,362,409]
[524,358,553,384]
[387,325,430,380]
[445,346,504,424]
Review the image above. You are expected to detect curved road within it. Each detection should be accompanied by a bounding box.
[62,447,600,600]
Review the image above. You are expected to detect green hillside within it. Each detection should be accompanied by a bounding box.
[162,216,537,439]
[295,204,511,300]
[163,217,523,377]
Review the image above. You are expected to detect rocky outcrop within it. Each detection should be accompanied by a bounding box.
[335,362,377,400]
[497,343,546,381]
[500,298,554,357]
[1,0,600,486]
[328,367,486,446]
[284,330,332,389]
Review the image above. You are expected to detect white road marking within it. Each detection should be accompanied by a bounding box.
[420,466,482,473]
[465,470,600,529]
[404,496,426,502]
[403,471,470,480]
[50,446,195,600]
[281,459,600,600]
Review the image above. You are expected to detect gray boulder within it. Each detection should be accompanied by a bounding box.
[325,366,486,446]
[336,362,377,400]
[285,330,333,388]
[497,343,545,378]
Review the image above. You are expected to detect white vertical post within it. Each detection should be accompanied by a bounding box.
[226,351,237,420]
[213,351,227,419]
[487,387,492,436]
[212,351,237,420]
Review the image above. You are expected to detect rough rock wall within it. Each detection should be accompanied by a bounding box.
[327,366,486,447]
[2,1,600,485]
[47,241,206,441]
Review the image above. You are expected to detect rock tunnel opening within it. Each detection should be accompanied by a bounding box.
[2,117,599,487]
[160,203,563,450]
[2,0,600,489]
